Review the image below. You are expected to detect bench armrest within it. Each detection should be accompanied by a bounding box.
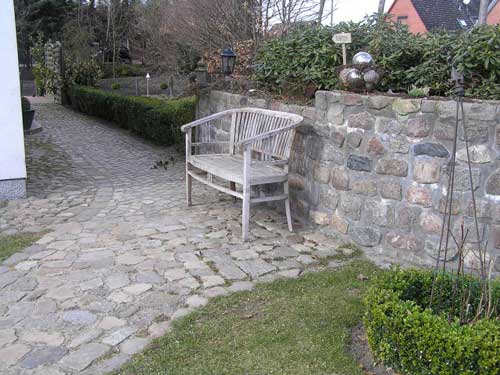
[181,110,233,132]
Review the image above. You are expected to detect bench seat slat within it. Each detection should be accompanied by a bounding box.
[188,154,287,185]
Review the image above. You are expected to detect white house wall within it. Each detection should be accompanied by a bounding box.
[0,0,27,199]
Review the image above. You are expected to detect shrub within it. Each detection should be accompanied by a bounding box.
[68,86,196,146]
[365,268,500,375]
[408,86,430,98]
[64,59,103,87]
[102,64,145,79]
[111,83,121,90]
[160,82,169,90]
[254,19,500,99]
[21,97,31,111]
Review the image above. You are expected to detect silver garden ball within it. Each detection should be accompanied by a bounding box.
[346,69,364,89]
[363,69,380,85]
[339,68,354,86]
[352,52,374,71]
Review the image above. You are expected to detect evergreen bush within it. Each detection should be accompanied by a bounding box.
[364,268,500,375]
[254,19,500,99]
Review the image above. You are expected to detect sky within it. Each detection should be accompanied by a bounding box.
[327,0,396,23]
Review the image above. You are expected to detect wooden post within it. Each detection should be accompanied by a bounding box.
[333,33,352,66]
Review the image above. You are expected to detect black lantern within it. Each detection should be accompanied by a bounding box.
[221,47,236,77]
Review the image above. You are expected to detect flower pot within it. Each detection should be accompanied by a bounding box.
[22,109,35,130]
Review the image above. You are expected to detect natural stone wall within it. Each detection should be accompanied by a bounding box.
[198,90,500,268]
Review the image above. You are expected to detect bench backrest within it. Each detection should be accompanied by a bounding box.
[228,108,303,161]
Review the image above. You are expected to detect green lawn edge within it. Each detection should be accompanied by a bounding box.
[116,260,380,375]
[0,232,43,263]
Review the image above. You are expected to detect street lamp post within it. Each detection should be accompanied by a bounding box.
[146,73,150,96]
[220,47,237,79]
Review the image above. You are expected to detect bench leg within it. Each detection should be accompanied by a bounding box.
[242,183,250,241]
[230,181,237,201]
[186,168,192,207]
[284,181,293,232]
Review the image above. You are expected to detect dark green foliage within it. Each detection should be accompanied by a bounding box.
[111,83,121,90]
[160,82,169,90]
[64,59,103,87]
[68,86,196,146]
[102,64,146,79]
[254,19,500,99]
[175,43,201,74]
[365,268,500,375]
[14,0,75,65]
[21,97,31,112]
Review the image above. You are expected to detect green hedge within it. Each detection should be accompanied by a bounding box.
[364,268,500,375]
[254,17,500,99]
[68,86,196,146]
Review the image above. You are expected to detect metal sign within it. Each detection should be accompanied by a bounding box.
[333,32,352,44]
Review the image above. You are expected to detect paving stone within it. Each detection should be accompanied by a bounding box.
[186,295,208,308]
[0,343,31,366]
[2,291,27,303]
[98,317,126,330]
[231,250,259,260]
[0,329,17,348]
[215,261,247,280]
[116,255,144,266]
[228,281,254,292]
[62,310,97,325]
[120,337,150,355]
[108,291,133,304]
[20,331,64,346]
[123,283,152,296]
[33,300,58,316]
[105,274,129,290]
[201,275,225,288]
[46,287,74,301]
[148,321,171,338]
[20,346,68,369]
[164,268,189,281]
[59,343,110,371]
[135,271,163,284]
[297,255,317,265]
[102,327,135,346]
[80,277,104,291]
[237,259,276,278]
[14,261,39,271]
[68,328,103,349]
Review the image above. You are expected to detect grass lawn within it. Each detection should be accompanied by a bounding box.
[117,260,380,375]
[0,233,43,262]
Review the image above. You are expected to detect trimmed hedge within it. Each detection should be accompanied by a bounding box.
[365,268,500,375]
[68,86,196,146]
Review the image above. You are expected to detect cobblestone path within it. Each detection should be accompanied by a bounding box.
[0,103,348,375]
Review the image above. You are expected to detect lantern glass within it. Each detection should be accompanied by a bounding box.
[221,47,236,77]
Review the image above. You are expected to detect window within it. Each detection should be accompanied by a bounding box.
[397,16,408,24]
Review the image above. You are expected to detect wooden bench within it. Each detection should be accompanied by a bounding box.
[181,108,303,241]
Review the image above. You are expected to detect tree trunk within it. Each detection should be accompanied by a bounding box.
[478,0,489,25]
[378,0,386,14]
[317,0,326,24]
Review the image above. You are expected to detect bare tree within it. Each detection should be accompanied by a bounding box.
[478,0,489,25]
[377,0,386,14]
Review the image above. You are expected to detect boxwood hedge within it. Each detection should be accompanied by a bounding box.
[68,85,196,146]
[364,268,500,375]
